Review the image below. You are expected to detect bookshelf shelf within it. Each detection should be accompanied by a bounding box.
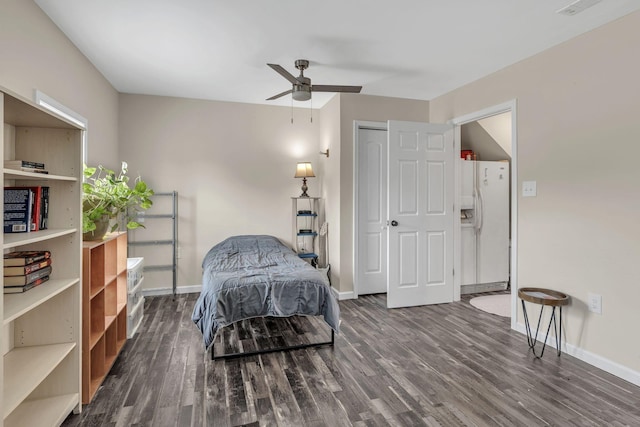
[2,228,77,249]
[4,393,78,427]
[2,88,83,424]
[105,314,116,329]
[82,232,128,404]
[3,343,76,418]
[3,278,79,324]
[3,168,78,182]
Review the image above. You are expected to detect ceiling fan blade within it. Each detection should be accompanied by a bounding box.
[266,89,293,101]
[312,84,362,93]
[267,64,298,85]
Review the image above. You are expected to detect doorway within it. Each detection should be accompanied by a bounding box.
[353,101,517,320]
[451,101,518,330]
[355,123,388,295]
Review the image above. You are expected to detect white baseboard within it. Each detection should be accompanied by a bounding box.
[332,287,355,300]
[513,323,640,387]
[142,285,201,297]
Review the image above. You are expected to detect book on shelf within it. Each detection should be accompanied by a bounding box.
[40,186,50,229]
[5,166,50,174]
[3,187,33,233]
[3,250,51,266]
[4,160,45,169]
[4,265,52,286]
[3,276,50,294]
[4,258,52,276]
[25,186,49,231]
[3,186,49,232]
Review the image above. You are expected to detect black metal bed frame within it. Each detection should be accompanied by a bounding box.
[211,325,335,361]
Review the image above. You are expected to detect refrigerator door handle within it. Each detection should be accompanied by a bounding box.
[476,187,484,234]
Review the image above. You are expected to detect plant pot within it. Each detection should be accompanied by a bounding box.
[83,215,110,241]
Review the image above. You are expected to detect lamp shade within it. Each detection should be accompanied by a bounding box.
[294,162,315,178]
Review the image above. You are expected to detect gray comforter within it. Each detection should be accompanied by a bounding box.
[192,235,340,349]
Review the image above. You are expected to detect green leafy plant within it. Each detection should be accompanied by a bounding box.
[82,162,154,236]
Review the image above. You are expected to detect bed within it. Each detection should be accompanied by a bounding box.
[191,234,340,359]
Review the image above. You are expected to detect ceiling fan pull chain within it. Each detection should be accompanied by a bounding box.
[310,98,313,123]
[291,95,294,124]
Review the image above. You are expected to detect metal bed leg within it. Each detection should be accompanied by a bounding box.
[211,326,335,361]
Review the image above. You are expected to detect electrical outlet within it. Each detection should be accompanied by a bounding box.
[588,292,602,314]
[522,181,537,197]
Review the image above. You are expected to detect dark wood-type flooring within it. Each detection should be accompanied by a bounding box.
[63,292,640,426]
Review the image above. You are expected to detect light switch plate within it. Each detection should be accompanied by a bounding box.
[522,181,537,197]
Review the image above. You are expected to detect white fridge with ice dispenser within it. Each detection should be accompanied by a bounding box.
[460,160,510,290]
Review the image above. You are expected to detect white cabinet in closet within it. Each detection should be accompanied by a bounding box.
[1,88,83,426]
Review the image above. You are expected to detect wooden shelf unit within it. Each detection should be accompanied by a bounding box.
[81,232,128,404]
[1,88,83,426]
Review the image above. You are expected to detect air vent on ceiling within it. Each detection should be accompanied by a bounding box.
[556,0,602,16]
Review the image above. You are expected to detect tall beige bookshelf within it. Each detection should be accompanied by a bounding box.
[81,232,127,404]
[1,88,83,426]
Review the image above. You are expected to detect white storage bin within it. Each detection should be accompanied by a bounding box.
[128,277,144,311]
[127,257,144,291]
[127,298,144,338]
[127,257,144,338]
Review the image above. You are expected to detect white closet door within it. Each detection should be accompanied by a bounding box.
[357,128,388,295]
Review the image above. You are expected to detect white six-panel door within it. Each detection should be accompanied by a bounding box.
[387,121,455,308]
[357,128,388,294]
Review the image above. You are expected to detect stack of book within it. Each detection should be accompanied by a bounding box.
[3,250,52,294]
[4,159,49,174]
[3,186,50,233]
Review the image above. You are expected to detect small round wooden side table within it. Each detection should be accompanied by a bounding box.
[518,287,569,358]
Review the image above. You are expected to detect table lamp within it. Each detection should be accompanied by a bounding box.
[294,162,315,197]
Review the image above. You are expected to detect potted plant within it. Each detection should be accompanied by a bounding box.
[82,162,154,240]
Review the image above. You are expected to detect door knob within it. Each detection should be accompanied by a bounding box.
[390,220,398,227]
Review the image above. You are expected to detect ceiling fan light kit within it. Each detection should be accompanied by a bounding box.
[293,83,311,101]
[267,59,362,102]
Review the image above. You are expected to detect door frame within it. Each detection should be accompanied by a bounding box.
[450,99,518,331]
[353,120,387,298]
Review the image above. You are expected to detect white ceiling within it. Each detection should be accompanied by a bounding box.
[34,0,640,108]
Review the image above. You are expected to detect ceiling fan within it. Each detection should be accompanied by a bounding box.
[266,59,362,102]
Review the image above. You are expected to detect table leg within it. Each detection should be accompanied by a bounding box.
[556,307,563,356]
[521,300,562,358]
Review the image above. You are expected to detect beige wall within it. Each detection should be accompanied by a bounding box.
[431,11,640,372]
[118,94,320,289]
[0,0,119,167]
[318,96,341,288]
[334,94,429,293]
